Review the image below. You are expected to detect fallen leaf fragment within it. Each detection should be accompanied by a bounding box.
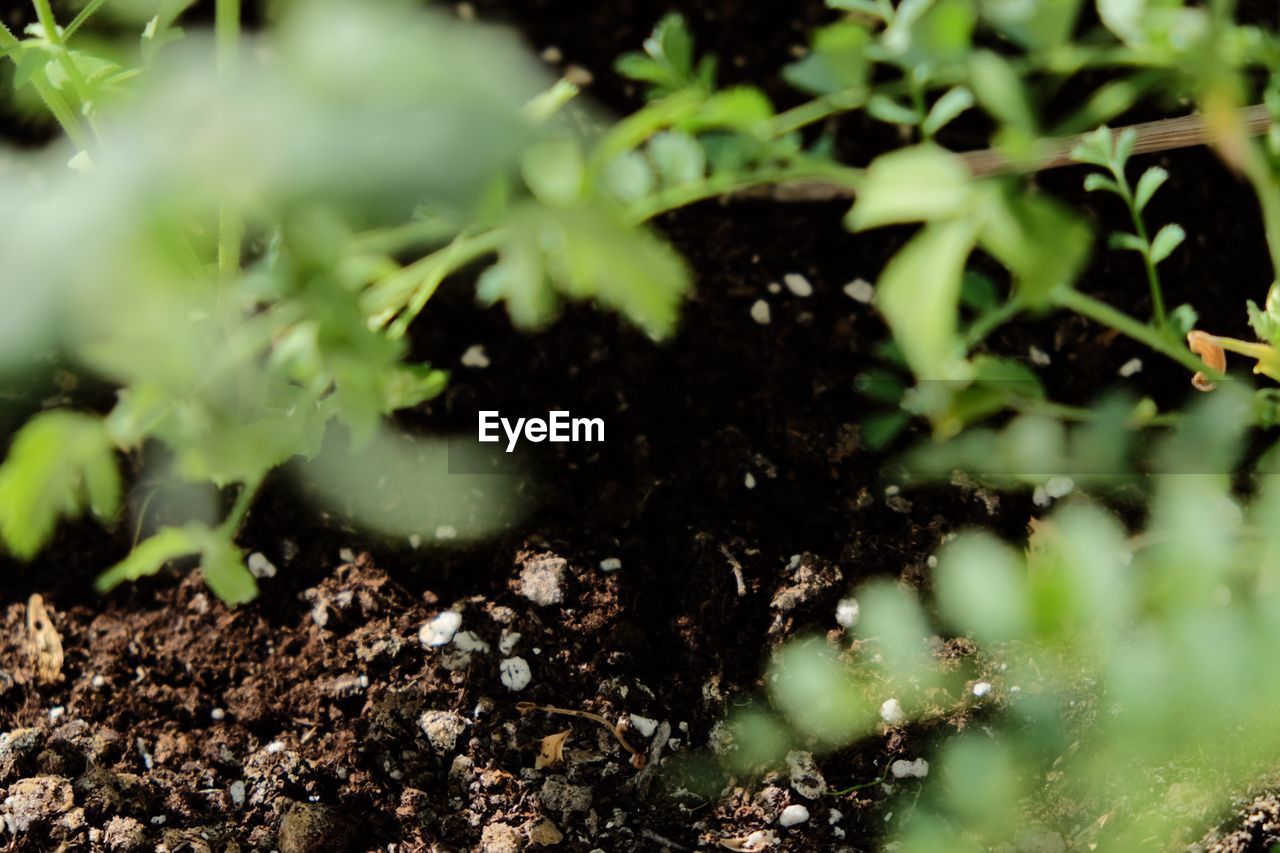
[27,594,64,685]
[535,730,571,769]
[1188,331,1226,391]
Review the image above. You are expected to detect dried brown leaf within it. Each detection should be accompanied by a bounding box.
[535,730,571,769]
[27,594,63,685]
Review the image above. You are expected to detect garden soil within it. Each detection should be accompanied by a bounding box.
[3,0,1280,850]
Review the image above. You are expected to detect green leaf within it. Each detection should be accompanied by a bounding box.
[1248,299,1280,346]
[0,412,120,560]
[847,145,972,230]
[603,150,656,202]
[866,94,920,125]
[782,21,872,96]
[1108,231,1147,253]
[679,86,773,133]
[96,525,199,593]
[1083,173,1122,195]
[1168,303,1199,339]
[199,535,258,606]
[978,189,1092,307]
[616,13,713,98]
[922,85,974,137]
[521,138,585,207]
[935,533,1029,643]
[384,364,448,410]
[1071,126,1114,168]
[1134,166,1169,210]
[875,219,978,379]
[980,0,1082,49]
[647,131,706,186]
[969,50,1036,130]
[483,204,691,338]
[960,270,999,312]
[1149,222,1185,264]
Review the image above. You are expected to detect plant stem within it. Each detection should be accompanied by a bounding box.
[216,0,240,75]
[220,474,263,538]
[1112,162,1168,328]
[1054,288,1217,378]
[623,162,863,223]
[1,18,91,149]
[965,297,1024,347]
[32,0,103,143]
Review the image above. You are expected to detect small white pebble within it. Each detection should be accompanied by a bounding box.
[408,533,422,549]
[229,780,246,807]
[1032,485,1051,507]
[49,706,65,721]
[435,525,458,540]
[927,555,938,569]
[767,282,782,294]
[884,484,900,496]
[835,597,860,629]
[461,345,490,369]
[1045,476,1075,499]
[358,674,369,689]
[150,815,166,826]
[744,472,757,489]
[1118,357,1143,377]
[453,630,490,654]
[879,698,905,726]
[247,552,277,579]
[266,741,285,754]
[843,278,875,304]
[540,45,563,64]
[91,675,105,689]
[629,715,659,737]
[891,758,929,779]
[211,708,226,721]
[339,548,356,563]
[779,804,810,827]
[783,273,814,297]
[421,611,463,647]
[750,299,772,325]
[499,657,532,691]
[599,557,622,572]
[499,630,522,655]
[972,681,992,698]
[1028,346,1051,366]
[829,808,844,825]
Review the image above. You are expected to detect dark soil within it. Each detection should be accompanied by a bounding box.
[3,1,1280,851]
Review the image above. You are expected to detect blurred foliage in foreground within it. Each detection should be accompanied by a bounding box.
[732,388,1280,849]
[1,0,801,600]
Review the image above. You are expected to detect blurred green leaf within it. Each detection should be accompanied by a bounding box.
[875,219,978,379]
[0,412,120,559]
[978,188,1092,306]
[783,21,873,96]
[647,130,706,186]
[848,145,972,230]
[969,50,1036,130]
[980,0,1082,49]
[1149,222,1185,264]
[922,85,974,136]
[936,532,1029,643]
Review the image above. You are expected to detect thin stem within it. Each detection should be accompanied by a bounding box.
[64,0,110,40]
[1054,288,1217,378]
[220,474,263,538]
[965,297,1024,347]
[1112,162,1168,328]
[1,18,91,149]
[216,0,240,76]
[623,162,863,223]
[32,0,102,142]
